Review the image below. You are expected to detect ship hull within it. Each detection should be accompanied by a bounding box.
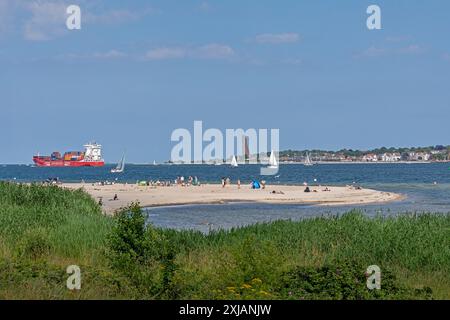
[33,157,104,167]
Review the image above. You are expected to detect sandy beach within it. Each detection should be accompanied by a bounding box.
[61,183,404,214]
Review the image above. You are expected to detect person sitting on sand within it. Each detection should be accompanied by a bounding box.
[304,186,311,193]
[98,197,103,206]
[113,194,118,201]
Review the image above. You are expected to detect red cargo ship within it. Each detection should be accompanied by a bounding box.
[33,142,105,167]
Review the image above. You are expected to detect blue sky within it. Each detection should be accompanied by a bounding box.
[1,0,450,163]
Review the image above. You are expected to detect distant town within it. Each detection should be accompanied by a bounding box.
[167,145,450,164]
[279,145,450,163]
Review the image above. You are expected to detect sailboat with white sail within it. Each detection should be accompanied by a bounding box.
[111,153,125,173]
[268,150,278,169]
[304,152,314,166]
[231,155,238,168]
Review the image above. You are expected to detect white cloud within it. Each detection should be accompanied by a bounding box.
[54,44,234,63]
[84,7,157,25]
[198,1,211,12]
[0,0,14,35]
[194,44,234,59]
[281,58,302,65]
[23,1,68,41]
[385,35,413,43]
[358,46,388,58]
[355,44,424,58]
[92,50,127,59]
[144,47,187,60]
[254,33,300,44]
[0,0,157,41]
[397,44,424,54]
[56,50,127,61]
[144,44,235,61]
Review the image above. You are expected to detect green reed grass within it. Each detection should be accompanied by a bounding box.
[0,182,448,299]
[0,182,112,260]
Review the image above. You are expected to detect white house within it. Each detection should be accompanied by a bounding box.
[362,154,378,162]
[408,152,431,161]
[380,152,402,162]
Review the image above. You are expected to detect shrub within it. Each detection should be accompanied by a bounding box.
[107,203,179,298]
[277,262,434,300]
[18,228,52,259]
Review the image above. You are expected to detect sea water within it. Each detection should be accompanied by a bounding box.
[1,163,449,231]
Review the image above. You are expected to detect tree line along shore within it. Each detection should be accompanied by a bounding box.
[0,182,448,299]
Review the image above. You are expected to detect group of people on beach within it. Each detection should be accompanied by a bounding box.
[43,177,61,185]
[176,176,200,186]
[220,177,267,190]
[140,180,173,187]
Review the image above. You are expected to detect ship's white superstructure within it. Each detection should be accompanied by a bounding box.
[83,142,103,162]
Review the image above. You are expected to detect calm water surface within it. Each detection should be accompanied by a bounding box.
[1,163,450,231]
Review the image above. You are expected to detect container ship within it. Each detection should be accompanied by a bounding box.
[33,142,104,167]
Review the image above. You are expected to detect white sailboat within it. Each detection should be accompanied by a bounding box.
[153,160,157,166]
[304,152,314,166]
[268,150,278,169]
[111,154,125,173]
[231,155,238,168]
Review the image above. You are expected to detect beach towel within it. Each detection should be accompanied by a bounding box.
[252,180,261,189]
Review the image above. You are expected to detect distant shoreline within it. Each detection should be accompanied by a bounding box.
[280,161,450,165]
[1,161,449,166]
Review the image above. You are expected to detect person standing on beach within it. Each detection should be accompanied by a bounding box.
[237,179,241,189]
[221,177,225,188]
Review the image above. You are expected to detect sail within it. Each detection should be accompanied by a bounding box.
[231,155,238,167]
[112,154,125,173]
[119,155,125,171]
[269,150,278,167]
[304,152,313,166]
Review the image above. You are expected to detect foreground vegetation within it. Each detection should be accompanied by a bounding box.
[0,182,448,299]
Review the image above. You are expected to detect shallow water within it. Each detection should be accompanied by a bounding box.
[2,163,450,231]
[145,182,450,232]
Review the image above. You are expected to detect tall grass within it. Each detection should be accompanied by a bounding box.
[151,213,448,299]
[0,182,448,299]
[0,182,112,260]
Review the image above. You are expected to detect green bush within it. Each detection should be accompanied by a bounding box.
[107,203,178,298]
[17,228,52,259]
[1,182,448,299]
[277,262,433,300]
